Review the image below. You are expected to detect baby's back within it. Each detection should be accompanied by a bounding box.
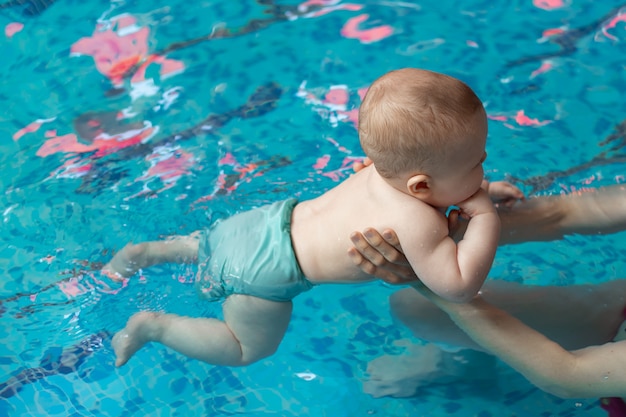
[290,165,429,284]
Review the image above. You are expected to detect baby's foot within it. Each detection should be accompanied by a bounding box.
[112,311,159,367]
[103,243,147,280]
[100,268,126,283]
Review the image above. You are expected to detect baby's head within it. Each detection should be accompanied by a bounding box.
[358,68,488,208]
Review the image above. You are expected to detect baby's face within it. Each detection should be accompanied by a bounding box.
[427,110,488,207]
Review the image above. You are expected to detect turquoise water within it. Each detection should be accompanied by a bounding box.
[1,0,626,415]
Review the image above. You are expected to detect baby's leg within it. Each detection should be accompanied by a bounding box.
[103,233,200,279]
[112,294,292,367]
[222,294,293,364]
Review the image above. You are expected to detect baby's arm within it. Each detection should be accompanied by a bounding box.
[407,189,500,302]
[102,232,200,280]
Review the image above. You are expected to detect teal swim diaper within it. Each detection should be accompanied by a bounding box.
[196,199,314,302]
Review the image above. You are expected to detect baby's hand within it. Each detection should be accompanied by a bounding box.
[456,188,497,219]
[483,180,525,208]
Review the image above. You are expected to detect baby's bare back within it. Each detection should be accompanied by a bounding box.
[290,166,432,284]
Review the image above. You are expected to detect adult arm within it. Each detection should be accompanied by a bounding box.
[349,229,626,398]
[496,185,626,244]
[425,290,626,398]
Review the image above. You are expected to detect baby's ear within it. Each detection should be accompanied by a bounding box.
[406,174,431,199]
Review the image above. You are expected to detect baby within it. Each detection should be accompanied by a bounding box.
[105,68,501,367]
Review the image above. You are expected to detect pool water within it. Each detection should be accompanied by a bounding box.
[1,0,626,415]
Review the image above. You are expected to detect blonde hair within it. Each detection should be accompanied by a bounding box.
[358,68,485,178]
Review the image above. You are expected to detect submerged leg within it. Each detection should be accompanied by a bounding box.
[112,294,292,367]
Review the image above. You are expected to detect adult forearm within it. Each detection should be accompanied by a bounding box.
[498,185,626,244]
[556,185,626,235]
[430,296,588,397]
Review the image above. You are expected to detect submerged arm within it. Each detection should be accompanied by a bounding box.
[426,292,626,398]
[348,228,626,398]
[497,184,626,244]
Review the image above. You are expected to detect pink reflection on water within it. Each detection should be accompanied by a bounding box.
[297,82,367,129]
[13,118,55,141]
[70,14,184,86]
[340,14,393,44]
[599,9,626,41]
[5,22,23,38]
[488,110,551,129]
[533,0,566,10]
[128,146,198,199]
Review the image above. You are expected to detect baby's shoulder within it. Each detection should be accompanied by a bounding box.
[392,195,441,215]
[391,200,448,236]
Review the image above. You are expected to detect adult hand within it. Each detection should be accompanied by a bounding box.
[349,210,466,283]
[484,180,525,208]
[348,228,418,284]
